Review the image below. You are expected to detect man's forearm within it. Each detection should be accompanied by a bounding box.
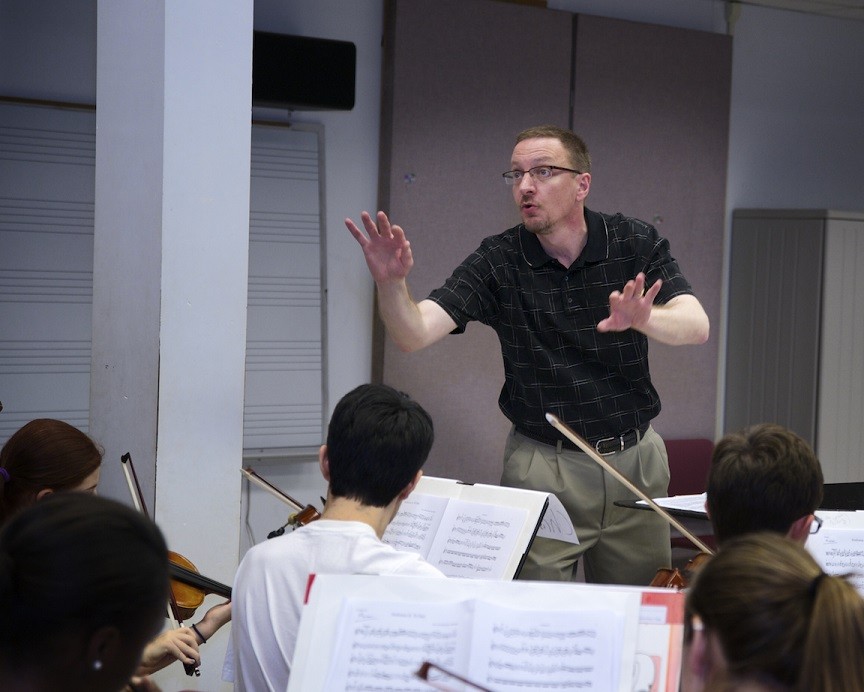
[376,283,455,352]
[640,294,710,346]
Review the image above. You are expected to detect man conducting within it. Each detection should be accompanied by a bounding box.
[346,125,709,585]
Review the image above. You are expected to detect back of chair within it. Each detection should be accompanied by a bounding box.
[665,438,714,496]
[665,438,716,553]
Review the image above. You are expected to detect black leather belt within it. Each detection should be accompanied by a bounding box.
[518,422,649,455]
[593,423,650,455]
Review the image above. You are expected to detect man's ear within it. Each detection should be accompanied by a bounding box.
[576,172,591,200]
[36,488,54,502]
[787,514,814,544]
[398,470,423,501]
[318,445,330,482]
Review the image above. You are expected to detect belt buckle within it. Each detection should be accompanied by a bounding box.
[595,434,625,456]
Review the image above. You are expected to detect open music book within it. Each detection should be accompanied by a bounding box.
[382,475,565,580]
[806,510,864,597]
[288,574,685,692]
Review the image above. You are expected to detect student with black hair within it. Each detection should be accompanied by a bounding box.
[0,493,170,692]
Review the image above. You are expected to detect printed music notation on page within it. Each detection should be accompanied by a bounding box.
[383,493,528,579]
[323,597,621,692]
[289,574,684,692]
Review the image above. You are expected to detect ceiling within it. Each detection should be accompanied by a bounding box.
[507,0,864,23]
[727,0,864,21]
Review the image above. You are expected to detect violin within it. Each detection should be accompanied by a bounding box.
[240,467,321,536]
[121,452,230,676]
[168,551,232,621]
[545,414,715,588]
[649,551,711,588]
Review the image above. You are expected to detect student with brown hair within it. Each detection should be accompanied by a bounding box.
[0,418,102,522]
[706,423,824,545]
[0,418,229,677]
[683,532,864,692]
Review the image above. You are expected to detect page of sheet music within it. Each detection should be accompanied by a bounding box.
[382,493,450,556]
[427,499,528,579]
[537,492,580,544]
[637,493,707,514]
[289,574,647,692]
[324,598,473,691]
[807,511,864,596]
[467,600,622,692]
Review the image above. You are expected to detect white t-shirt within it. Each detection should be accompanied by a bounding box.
[230,519,444,692]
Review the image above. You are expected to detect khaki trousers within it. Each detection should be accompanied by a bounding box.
[502,425,671,586]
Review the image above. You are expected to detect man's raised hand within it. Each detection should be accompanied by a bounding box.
[345,211,414,284]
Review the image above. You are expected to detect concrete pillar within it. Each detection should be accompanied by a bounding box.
[92,2,252,689]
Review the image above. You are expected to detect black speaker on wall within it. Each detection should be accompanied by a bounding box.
[252,31,356,111]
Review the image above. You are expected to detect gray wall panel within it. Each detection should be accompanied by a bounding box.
[571,15,730,440]
[380,0,573,483]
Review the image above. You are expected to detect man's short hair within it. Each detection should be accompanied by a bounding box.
[326,383,434,507]
[515,125,591,174]
[706,423,823,543]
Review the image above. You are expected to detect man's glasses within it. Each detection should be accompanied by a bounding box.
[502,165,581,185]
[810,514,823,535]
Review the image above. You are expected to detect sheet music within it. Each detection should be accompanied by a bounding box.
[322,596,625,692]
[324,598,472,691]
[536,492,580,544]
[427,500,528,579]
[637,493,707,514]
[382,493,450,555]
[289,574,663,692]
[467,600,621,691]
[383,480,542,579]
[807,511,864,596]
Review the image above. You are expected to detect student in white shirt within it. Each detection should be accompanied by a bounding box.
[230,383,445,692]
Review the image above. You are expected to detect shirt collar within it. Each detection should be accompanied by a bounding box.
[519,207,609,269]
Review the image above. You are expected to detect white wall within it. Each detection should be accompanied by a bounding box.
[245,0,385,524]
[253,0,384,412]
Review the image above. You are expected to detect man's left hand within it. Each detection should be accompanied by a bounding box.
[596,273,661,333]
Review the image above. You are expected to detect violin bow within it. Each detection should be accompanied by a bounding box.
[121,453,200,677]
[545,414,715,556]
[415,661,494,691]
[240,467,321,526]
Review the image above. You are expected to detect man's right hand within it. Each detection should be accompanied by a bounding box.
[345,211,414,285]
[345,210,456,352]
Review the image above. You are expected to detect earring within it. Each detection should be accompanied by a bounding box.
[92,659,103,671]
